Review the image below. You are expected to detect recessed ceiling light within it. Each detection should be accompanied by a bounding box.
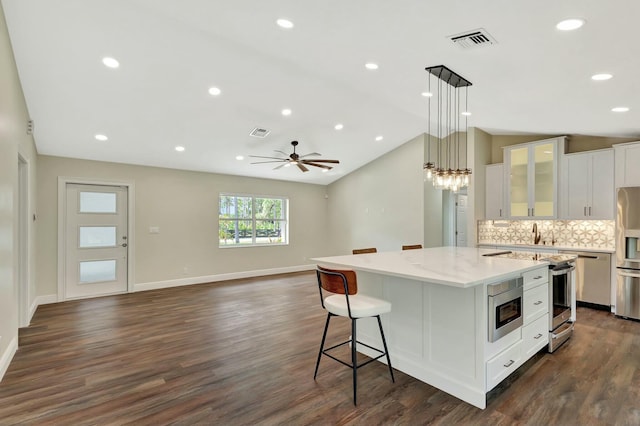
[556,18,585,31]
[276,18,294,29]
[461,111,472,116]
[375,135,383,141]
[94,134,108,141]
[236,155,244,160]
[208,87,222,96]
[281,108,292,116]
[284,163,291,168]
[102,57,119,68]
[592,73,613,81]
[612,107,630,112]
[365,63,379,70]
[175,146,185,152]
[421,92,433,97]
[334,123,344,130]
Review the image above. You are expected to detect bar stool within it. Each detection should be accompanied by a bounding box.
[314,265,394,405]
[352,247,377,254]
[402,244,422,250]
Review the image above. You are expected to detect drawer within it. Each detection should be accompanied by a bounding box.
[523,314,549,359]
[524,282,549,324]
[523,267,548,290]
[486,341,522,391]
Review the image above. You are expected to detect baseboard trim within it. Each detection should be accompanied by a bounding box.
[134,264,316,292]
[28,294,58,323]
[0,335,18,383]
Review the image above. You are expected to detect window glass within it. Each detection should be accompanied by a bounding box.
[80,191,117,213]
[79,260,117,283]
[219,194,288,247]
[79,226,117,248]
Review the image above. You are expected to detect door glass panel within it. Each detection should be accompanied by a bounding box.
[534,143,554,217]
[80,191,117,213]
[79,226,117,248]
[79,260,116,283]
[509,147,529,217]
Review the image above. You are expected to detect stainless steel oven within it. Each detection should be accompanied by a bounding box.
[488,277,524,342]
[548,260,575,352]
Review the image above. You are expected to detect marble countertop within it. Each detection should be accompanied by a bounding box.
[312,246,549,288]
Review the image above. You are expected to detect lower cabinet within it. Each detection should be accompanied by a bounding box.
[486,341,522,390]
[523,314,549,358]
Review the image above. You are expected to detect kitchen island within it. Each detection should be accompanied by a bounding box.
[312,246,550,409]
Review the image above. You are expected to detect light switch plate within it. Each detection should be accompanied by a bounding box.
[149,226,160,234]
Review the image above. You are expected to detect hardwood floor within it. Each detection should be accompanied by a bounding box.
[1,271,639,425]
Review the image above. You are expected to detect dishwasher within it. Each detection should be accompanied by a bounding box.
[560,251,611,309]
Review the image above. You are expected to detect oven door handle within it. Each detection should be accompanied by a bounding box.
[550,265,575,276]
[618,270,640,278]
[552,322,574,340]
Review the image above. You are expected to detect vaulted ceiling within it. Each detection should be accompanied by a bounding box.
[3,0,639,184]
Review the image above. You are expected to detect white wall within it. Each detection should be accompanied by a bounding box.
[0,4,38,380]
[36,156,329,295]
[467,128,492,247]
[326,134,428,254]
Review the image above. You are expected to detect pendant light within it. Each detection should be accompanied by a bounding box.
[423,65,472,192]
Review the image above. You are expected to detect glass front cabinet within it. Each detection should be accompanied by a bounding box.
[505,137,566,219]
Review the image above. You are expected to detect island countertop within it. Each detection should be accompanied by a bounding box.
[312,246,549,288]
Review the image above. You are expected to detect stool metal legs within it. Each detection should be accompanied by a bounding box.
[314,313,394,405]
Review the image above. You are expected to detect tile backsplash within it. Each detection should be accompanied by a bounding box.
[477,220,615,250]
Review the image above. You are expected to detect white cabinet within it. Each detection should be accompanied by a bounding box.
[561,149,614,219]
[614,141,640,188]
[505,137,566,219]
[485,164,505,219]
[522,268,549,360]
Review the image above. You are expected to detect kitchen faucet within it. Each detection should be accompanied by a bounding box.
[532,223,541,245]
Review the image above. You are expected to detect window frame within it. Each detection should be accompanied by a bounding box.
[218,193,289,248]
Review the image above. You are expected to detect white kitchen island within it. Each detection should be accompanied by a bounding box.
[312,246,550,409]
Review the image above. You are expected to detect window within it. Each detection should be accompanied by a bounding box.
[219,194,288,247]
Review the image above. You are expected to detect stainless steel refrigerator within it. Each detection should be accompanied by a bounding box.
[616,187,640,319]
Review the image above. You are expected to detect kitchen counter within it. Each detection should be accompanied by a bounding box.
[312,246,548,288]
[478,243,615,254]
[312,246,551,409]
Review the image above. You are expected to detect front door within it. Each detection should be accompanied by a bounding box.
[65,183,128,299]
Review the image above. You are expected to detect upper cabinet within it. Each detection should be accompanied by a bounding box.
[614,141,640,188]
[485,164,505,219]
[505,137,565,219]
[560,149,614,220]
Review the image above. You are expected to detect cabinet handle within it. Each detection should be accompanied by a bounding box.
[534,300,543,305]
[503,359,515,368]
[534,333,543,339]
[589,206,592,216]
[499,208,502,217]
[533,275,543,280]
[584,206,587,216]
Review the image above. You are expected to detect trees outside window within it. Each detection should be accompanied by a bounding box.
[219,194,288,246]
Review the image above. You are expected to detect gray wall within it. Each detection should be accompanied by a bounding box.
[326,134,428,254]
[0,4,38,377]
[36,156,330,295]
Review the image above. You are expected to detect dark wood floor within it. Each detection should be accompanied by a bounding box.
[1,271,639,425]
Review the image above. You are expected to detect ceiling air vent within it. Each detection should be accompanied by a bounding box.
[249,127,270,138]
[448,28,496,49]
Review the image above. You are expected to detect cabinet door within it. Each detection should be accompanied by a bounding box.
[509,147,529,217]
[532,142,555,217]
[485,164,505,219]
[615,143,640,187]
[565,153,590,218]
[590,150,614,219]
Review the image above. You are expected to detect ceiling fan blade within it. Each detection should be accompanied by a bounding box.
[273,163,288,170]
[296,163,309,172]
[301,159,339,164]
[274,150,289,156]
[300,152,321,158]
[249,155,287,160]
[302,161,333,170]
[250,160,288,164]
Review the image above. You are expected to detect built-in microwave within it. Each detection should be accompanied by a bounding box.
[488,278,524,342]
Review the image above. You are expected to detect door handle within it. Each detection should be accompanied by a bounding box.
[121,243,128,248]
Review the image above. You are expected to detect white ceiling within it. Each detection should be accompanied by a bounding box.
[3,0,639,185]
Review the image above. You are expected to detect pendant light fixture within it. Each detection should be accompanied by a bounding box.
[423,65,472,192]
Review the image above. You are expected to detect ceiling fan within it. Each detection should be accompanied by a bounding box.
[249,141,339,172]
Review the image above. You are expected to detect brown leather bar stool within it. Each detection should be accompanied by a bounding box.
[402,244,422,250]
[352,247,377,254]
[314,265,394,405]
